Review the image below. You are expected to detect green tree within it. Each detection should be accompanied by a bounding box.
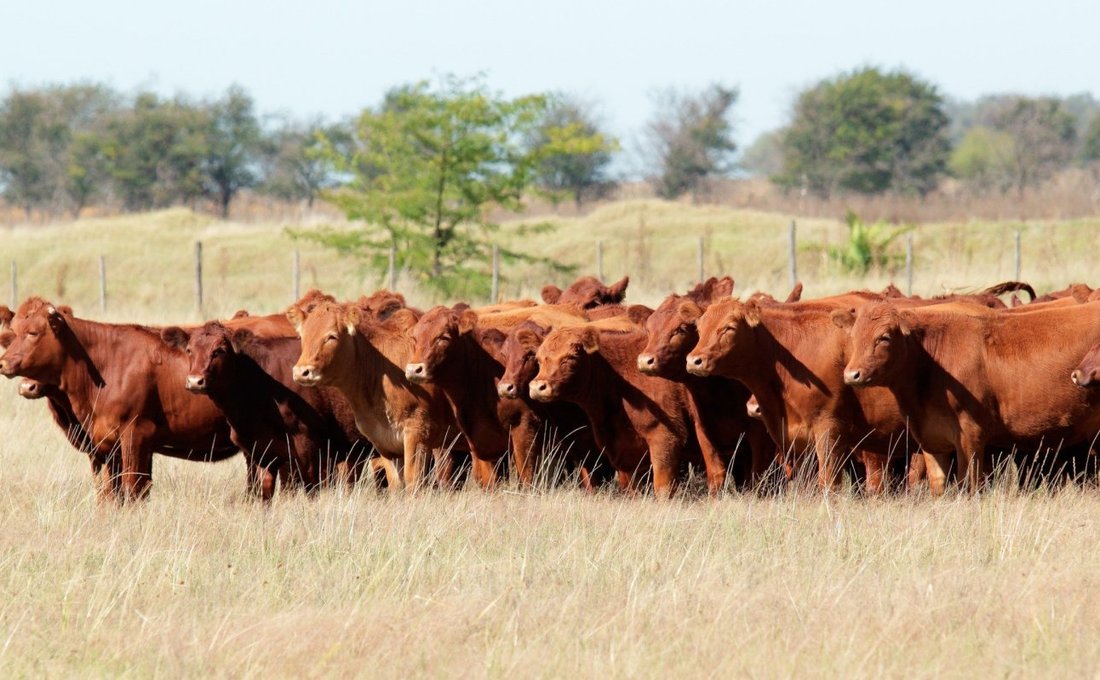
[740,130,784,178]
[644,84,738,200]
[1083,116,1100,165]
[527,94,618,209]
[203,85,262,218]
[982,97,1076,195]
[949,126,1017,192]
[259,119,347,208]
[101,93,209,211]
[303,77,572,297]
[776,67,950,197]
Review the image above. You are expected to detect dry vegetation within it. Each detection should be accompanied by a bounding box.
[3,201,1100,676]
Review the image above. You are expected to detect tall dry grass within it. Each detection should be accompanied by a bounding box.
[3,201,1100,675]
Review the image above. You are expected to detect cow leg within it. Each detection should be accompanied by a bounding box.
[616,470,632,492]
[859,451,887,495]
[648,444,679,500]
[814,430,845,493]
[955,431,989,494]
[402,430,432,491]
[118,430,153,503]
[509,416,541,486]
[95,453,122,504]
[906,450,927,491]
[258,464,278,503]
[471,455,498,490]
[923,450,952,496]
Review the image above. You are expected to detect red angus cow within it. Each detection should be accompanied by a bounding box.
[684,295,919,493]
[837,300,1100,493]
[636,277,776,492]
[541,276,629,309]
[161,322,376,501]
[529,324,703,498]
[0,298,240,502]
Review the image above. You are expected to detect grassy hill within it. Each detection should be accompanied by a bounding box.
[2,201,1099,321]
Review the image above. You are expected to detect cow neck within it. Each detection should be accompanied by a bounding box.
[45,390,94,453]
[336,322,412,415]
[569,331,644,427]
[436,330,505,394]
[732,309,833,437]
[202,355,266,421]
[54,316,133,412]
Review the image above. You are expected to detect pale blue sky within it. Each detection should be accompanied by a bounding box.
[5,0,1098,154]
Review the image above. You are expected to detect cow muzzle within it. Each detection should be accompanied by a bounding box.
[404,363,430,383]
[497,381,518,399]
[185,374,207,393]
[685,353,711,376]
[293,364,322,386]
[637,353,658,374]
[746,397,762,420]
[18,380,43,399]
[1072,369,1097,388]
[0,357,15,377]
[843,368,867,386]
[529,379,553,402]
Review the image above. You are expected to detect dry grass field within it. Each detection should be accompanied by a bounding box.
[3,201,1100,677]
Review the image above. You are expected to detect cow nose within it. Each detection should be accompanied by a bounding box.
[497,381,517,399]
[18,380,39,398]
[293,364,319,385]
[529,380,551,401]
[0,359,9,375]
[844,369,862,385]
[185,374,206,392]
[637,354,657,372]
[685,354,708,375]
[405,363,427,382]
[1073,369,1094,387]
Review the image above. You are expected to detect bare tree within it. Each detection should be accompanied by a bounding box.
[643,84,738,200]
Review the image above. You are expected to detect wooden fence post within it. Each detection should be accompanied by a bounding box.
[388,245,397,291]
[788,220,797,288]
[194,241,203,312]
[905,233,913,296]
[1014,229,1022,280]
[291,250,301,302]
[99,255,107,312]
[697,236,705,283]
[491,244,500,303]
[9,261,15,309]
[596,240,604,280]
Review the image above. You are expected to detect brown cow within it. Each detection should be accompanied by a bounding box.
[404,304,596,487]
[288,295,463,490]
[0,298,241,502]
[684,296,920,493]
[636,277,776,492]
[541,276,629,309]
[529,324,703,498]
[837,300,1100,493]
[161,322,376,500]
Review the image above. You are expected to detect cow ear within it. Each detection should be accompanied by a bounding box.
[743,300,762,327]
[345,305,363,334]
[785,281,804,303]
[229,328,256,354]
[713,276,735,300]
[627,304,652,325]
[514,327,541,350]
[45,305,67,332]
[830,308,856,331]
[580,327,600,354]
[286,305,305,333]
[479,327,506,347]
[388,308,418,332]
[232,309,250,319]
[897,311,915,336]
[457,309,478,335]
[677,300,703,324]
[1071,283,1092,304]
[606,276,629,303]
[1010,294,1022,307]
[0,306,12,327]
[541,285,562,304]
[161,326,190,349]
[0,330,14,349]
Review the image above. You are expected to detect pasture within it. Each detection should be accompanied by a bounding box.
[3,202,1100,677]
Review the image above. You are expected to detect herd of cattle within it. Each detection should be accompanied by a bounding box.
[3,274,1100,504]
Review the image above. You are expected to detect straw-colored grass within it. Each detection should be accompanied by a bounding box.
[3,201,1100,676]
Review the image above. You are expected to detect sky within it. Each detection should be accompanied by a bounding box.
[4,0,1099,156]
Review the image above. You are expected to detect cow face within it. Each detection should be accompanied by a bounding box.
[835,303,912,387]
[686,298,761,377]
[529,326,599,402]
[0,298,72,383]
[498,321,547,399]
[289,299,360,387]
[1072,343,1100,388]
[405,306,476,383]
[542,275,630,309]
[638,294,701,375]
[162,322,242,394]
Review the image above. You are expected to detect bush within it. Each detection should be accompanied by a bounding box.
[829,211,912,274]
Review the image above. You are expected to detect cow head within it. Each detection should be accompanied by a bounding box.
[685,298,763,377]
[356,289,409,321]
[529,326,600,402]
[287,297,360,388]
[405,305,477,383]
[498,321,547,399]
[834,302,914,387]
[638,279,733,376]
[1072,343,1100,388]
[0,298,74,383]
[161,321,250,394]
[541,275,630,309]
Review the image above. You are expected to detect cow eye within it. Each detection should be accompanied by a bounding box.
[212,348,225,357]
[325,334,338,344]
[26,331,39,338]
[877,334,891,344]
